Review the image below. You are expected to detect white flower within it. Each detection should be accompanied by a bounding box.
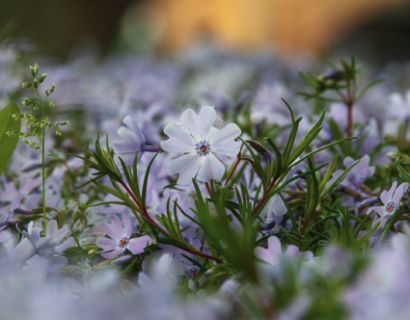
[161,106,241,185]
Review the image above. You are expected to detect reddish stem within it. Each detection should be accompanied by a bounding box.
[118,180,223,263]
[346,102,353,138]
[224,143,245,186]
[300,218,309,236]
[251,176,278,216]
[224,156,243,186]
[185,247,223,263]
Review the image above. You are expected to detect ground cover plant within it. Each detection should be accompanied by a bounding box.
[1,44,410,319]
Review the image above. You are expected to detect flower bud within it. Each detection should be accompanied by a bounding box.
[22,82,32,88]
[38,73,47,83]
[30,63,39,77]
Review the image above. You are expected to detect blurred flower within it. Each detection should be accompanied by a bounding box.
[96,213,152,259]
[255,236,313,266]
[112,116,146,165]
[14,220,74,267]
[161,106,241,185]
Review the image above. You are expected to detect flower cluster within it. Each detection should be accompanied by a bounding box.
[1,44,410,318]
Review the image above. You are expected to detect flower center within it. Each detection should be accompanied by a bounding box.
[189,265,200,277]
[195,140,211,156]
[385,201,395,214]
[119,237,129,248]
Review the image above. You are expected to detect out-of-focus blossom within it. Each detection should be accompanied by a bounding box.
[345,233,410,319]
[112,116,147,165]
[14,220,74,267]
[113,115,161,166]
[161,106,241,185]
[255,236,313,266]
[261,194,288,220]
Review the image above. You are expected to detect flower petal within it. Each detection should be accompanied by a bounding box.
[181,106,216,141]
[384,181,397,203]
[197,106,217,140]
[196,153,225,183]
[96,237,119,251]
[380,190,389,205]
[267,236,282,256]
[209,123,241,156]
[46,220,58,237]
[167,153,201,185]
[181,109,201,141]
[163,122,197,147]
[366,205,386,216]
[127,236,152,255]
[101,247,125,259]
[393,182,409,203]
[101,215,124,240]
[122,213,133,238]
[270,194,288,217]
[255,247,278,265]
[122,116,145,145]
[114,127,142,152]
[55,237,74,253]
[161,139,196,153]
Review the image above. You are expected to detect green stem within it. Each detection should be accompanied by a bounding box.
[36,87,48,235]
[41,116,46,235]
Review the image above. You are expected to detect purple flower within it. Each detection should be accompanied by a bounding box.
[14,220,74,266]
[96,213,152,259]
[113,116,146,165]
[255,236,313,266]
[367,181,409,218]
[160,106,241,185]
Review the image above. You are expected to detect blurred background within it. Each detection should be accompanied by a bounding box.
[1,0,410,64]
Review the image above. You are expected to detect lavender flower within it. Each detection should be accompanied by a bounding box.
[14,220,74,266]
[367,181,409,218]
[112,116,147,165]
[96,213,152,259]
[160,106,241,185]
[255,236,313,266]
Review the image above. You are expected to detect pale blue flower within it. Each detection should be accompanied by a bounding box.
[161,106,241,185]
[96,213,152,259]
[367,181,409,218]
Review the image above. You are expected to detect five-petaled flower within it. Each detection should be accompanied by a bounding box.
[367,181,409,218]
[96,213,152,259]
[160,106,241,185]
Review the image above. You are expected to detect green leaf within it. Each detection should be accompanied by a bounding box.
[328,118,350,156]
[396,160,410,184]
[319,159,360,202]
[0,103,20,176]
[287,110,325,166]
[319,154,339,195]
[156,237,187,250]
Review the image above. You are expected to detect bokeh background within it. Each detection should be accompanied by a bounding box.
[1,0,410,63]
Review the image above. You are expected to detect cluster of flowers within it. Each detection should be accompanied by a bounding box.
[1,43,410,318]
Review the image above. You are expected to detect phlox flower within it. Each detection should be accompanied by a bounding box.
[96,213,152,259]
[367,181,409,218]
[14,220,74,266]
[112,116,146,165]
[160,106,241,185]
[255,236,313,266]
